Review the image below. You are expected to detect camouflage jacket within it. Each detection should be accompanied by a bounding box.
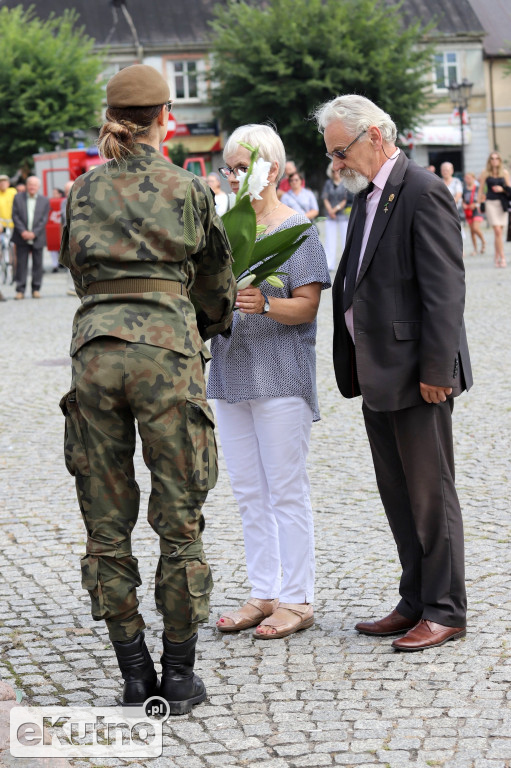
[59,143,236,357]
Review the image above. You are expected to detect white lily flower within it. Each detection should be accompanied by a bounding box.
[247,157,271,200]
[235,169,248,191]
[236,273,256,290]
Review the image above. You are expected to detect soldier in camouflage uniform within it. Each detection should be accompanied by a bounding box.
[59,64,236,714]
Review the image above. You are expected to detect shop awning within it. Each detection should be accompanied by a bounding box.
[166,135,222,153]
[413,126,472,146]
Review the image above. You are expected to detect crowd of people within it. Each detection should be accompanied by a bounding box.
[1,63,510,717]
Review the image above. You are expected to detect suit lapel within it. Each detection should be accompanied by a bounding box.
[356,152,409,288]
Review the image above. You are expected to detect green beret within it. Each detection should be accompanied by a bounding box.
[106,64,170,108]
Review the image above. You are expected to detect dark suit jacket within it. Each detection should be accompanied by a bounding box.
[332,152,472,412]
[12,192,50,249]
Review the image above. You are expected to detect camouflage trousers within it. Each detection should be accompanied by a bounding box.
[59,338,217,643]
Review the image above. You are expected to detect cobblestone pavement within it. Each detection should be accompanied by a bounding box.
[0,235,510,768]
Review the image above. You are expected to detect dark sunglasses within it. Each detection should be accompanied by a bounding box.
[326,129,367,161]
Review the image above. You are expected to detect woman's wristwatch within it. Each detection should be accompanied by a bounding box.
[260,291,270,314]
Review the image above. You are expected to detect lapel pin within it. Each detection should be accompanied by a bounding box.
[383,193,395,214]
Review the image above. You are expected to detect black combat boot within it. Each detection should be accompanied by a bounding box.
[112,631,159,706]
[160,632,207,715]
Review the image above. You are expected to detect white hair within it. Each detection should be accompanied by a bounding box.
[223,124,287,182]
[314,94,397,144]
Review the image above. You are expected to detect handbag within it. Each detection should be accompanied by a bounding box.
[479,202,485,214]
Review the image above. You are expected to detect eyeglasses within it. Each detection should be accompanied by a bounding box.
[326,129,367,161]
[218,165,249,179]
[165,101,173,111]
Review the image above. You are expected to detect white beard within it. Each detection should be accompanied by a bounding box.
[341,169,371,195]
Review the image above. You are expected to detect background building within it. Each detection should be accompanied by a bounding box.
[1,0,509,179]
[401,0,487,174]
[468,0,511,164]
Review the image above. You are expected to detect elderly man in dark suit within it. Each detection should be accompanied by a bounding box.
[12,175,50,299]
[314,94,472,652]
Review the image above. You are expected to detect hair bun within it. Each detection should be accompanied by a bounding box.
[106,121,132,139]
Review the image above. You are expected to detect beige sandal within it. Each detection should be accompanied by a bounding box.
[216,598,278,632]
[253,602,314,639]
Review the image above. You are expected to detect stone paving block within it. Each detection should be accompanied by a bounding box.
[190,740,228,755]
[334,753,378,764]
[291,754,333,766]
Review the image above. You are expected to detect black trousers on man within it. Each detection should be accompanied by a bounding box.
[15,243,44,295]
[362,398,467,628]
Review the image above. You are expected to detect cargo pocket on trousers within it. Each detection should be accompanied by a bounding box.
[80,555,106,620]
[185,560,213,624]
[185,399,218,491]
[59,389,91,477]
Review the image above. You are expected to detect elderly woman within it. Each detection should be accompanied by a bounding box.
[478,151,510,268]
[208,124,330,639]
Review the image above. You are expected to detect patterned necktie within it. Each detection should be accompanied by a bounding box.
[343,182,374,312]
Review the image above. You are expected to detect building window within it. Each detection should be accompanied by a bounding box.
[167,59,205,101]
[434,52,459,90]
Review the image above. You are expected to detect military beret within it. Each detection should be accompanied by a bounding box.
[106,64,170,108]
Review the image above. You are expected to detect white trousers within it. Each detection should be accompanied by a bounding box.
[215,397,315,603]
[324,216,349,270]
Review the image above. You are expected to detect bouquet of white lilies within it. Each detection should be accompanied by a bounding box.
[221,142,312,291]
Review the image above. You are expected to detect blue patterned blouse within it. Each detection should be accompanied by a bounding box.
[207,214,331,421]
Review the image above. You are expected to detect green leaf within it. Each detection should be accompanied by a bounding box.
[251,236,308,286]
[221,195,256,276]
[250,222,312,265]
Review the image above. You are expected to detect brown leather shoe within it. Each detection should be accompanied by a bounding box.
[32,291,41,299]
[14,292,24,300]
[355,608,418,636]
[392,620,466,651]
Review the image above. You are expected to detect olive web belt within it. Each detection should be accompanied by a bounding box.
[86,278,188,298]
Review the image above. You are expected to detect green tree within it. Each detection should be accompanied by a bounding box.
[210,0,435,189]
[0,6,105,175]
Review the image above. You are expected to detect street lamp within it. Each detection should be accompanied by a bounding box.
[448,78,473,176]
